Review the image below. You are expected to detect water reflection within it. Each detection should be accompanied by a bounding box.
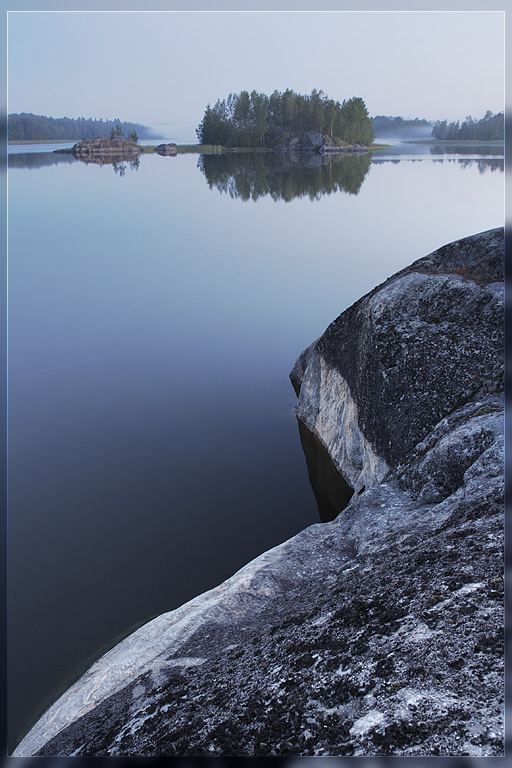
[458,158,504,174]
[198,151,372,202]
[78,154,141,175]
[8,151,142,175]
[372,157,503,174]
[430,142,503,156]
[8,152,78,170]
[112,156,140,176]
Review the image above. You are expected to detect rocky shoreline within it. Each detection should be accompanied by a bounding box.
[283,131,369,154]
[55,134,368,161]
[13,228,504,757]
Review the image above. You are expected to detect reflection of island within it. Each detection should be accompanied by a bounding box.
[74,155,141,175]
[54,138,141,175]
[198,151,372,202]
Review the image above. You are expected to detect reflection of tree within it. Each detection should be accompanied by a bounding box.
[78,156,140,176]
[198,151,372,202]
[458,158,504,174]
[112,156,140,175]
[112,162,127,177]
[370,157,503,174]
[430,143,503,157]
[8,152,78,170]
[433,157,504,174]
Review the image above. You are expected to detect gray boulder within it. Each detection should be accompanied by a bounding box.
[301,131,327,152]
[13,229,504,757]
[287,131,332,153]
[156,143,178,156]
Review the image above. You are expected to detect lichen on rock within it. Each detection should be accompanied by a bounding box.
[292,227,504,511]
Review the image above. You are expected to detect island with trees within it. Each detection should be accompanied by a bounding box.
[49,122,143,168]
[195,89,375,150]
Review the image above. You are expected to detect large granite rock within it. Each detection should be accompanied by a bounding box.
[13,229,504,757]
[291,227,504,514]
[281,132,368,155]
[287,131,334,153]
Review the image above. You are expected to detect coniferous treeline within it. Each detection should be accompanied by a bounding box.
[8,113,157,141]
[196,89,375,148]
[371,115,432,137]
[431,111,503,141]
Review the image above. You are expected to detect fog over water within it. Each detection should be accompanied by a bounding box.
[7,141,503,751]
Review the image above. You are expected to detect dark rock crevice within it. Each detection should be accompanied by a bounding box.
[297,420,355,522]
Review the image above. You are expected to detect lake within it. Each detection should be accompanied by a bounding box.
[7,140,504,750]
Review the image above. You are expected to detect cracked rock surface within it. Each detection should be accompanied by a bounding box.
[13,228,504,757]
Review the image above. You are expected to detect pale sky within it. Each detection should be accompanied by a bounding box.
[7,10,505,140]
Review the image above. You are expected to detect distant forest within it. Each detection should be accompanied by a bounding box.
[8,113,157,141]
[431,111,503,141]
[371,115,432,138]
[196,89,375,147]
[371,112,503,141]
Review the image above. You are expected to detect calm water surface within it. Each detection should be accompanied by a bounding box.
[7,142,503,749]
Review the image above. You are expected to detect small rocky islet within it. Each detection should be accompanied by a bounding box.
[14,227,504,757]
[55,137,140,162]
